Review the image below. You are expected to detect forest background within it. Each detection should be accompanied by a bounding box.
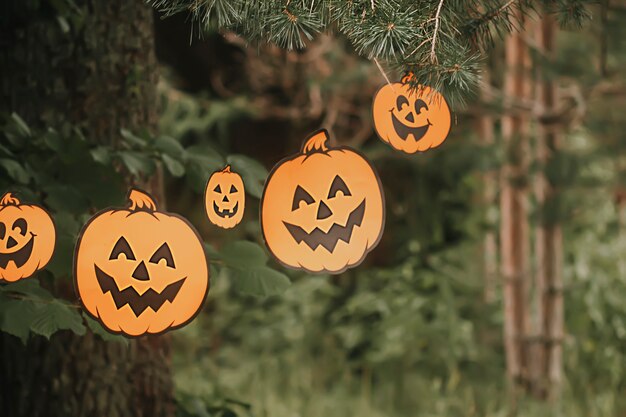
[1,1,625,416]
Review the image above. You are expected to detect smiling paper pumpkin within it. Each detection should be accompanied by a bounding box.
[261,129,385,274]
[0,192,56,283]
[74,189,209,337]
[205,165,245,229]
[373,73,451,153]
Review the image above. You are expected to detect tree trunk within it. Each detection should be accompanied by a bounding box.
[531,13,564,402]
[479,66,498,304]
[500,13,533,401]
[0,1,174,416]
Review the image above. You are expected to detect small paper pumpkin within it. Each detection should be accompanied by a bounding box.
[372,73,451,153]
[205,165,245,229]
[74,189,209,337]
[260,129,385,274]
[0,192,56,283]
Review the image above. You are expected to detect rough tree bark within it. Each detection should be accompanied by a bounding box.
[531,13,564,402]
[479,66,498,304]
[0,1,174,416]
[500,12,533,400]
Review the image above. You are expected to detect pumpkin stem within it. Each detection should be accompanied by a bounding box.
[301,129,330,155]
[401,71,415,84]
[221,165,232,173]
[127,188,157,212]
[0,192,20,206]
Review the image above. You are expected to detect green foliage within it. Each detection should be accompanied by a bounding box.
[0,280,85,343]
[0,108,286,342]
[211,240,291,297]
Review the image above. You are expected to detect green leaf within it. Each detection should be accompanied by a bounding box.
[9,113,31,138]
[204,243,222,261]
[46,234,75,278]
[162,154,185,177]
[120,128,147,147]
[29,301,86,339]
[0,143,14,157]
[118,151,155,176]
[0,295,37,344]
[186,144,224,167]
[43,128,64,152]
[91,146,112,165]
[43,184,89,214]
[220,240,268,268]
[0,158,30,184]
[229,266,290,297]
[154,135,185,158]
[0,279,54,301]
[84,314,129,345]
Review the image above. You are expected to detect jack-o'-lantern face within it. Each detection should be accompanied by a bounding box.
[74,189,209,337]
[261,129,385,274]
[373,73,451,153]
[205,165,245,229]
[0,192,56,283]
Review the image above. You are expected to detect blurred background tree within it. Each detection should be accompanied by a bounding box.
[1,1,626,417]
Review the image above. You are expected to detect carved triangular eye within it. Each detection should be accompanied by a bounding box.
[149,243,175,268]
[0,222,5,240]
[230,184,238,193]
[214,185,222,193]
[110,237,136,261]
[292,186,315,211]
[328,176,351,198]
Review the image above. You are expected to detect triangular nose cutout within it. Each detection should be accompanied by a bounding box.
[222,195,230,203]
[6,236,18,249]
[317,201,333,220]
[405,113,415,123]
[132,261,150,281]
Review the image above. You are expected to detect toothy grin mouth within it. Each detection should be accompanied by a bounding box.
[214,201,239,218]
[283,200,366,252]
[0,233,34,269]
[95,265,186,316]
[391,112,430,141]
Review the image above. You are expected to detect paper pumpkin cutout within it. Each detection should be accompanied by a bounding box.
[373,73,451,153]
[205,165,245,229]
[0,192,56,283]
[261,129,385,274]
[74,189,209,337]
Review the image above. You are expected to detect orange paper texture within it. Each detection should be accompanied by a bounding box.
[373,74,451,154]
[204,165,245,229]
[74,189,209,337]
[261,129,385,274]
[0,192,56,283]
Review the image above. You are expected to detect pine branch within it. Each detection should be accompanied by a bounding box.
[147,0,592,104]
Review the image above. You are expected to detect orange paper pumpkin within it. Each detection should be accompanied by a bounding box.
[373,74,451,153]
[205,165,245,229]
[0,192,56,283]
[261,129,385,274]
[74,189,209,337]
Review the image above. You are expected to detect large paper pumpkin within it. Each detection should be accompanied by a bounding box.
[261,129,385,274]
[0,192,56,283]
[74,189,209,337]
[372,73,451,153]
[205,165,245,229]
